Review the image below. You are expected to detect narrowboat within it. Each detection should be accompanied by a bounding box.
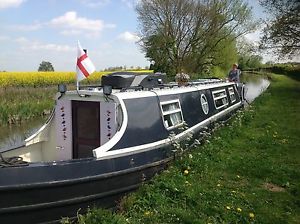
[0,72,245,224]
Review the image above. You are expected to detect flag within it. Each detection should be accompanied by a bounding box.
[76,41,96,82]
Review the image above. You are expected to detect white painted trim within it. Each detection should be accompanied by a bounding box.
[115,91,156,99]
[214,95,227,100]
[212,89,227,94]
[92,96,128,157]
[25,111,54,145]
[166,121,185,131]
[65,82,235,100]
[95,101,242,160]
[160,99,181,105]
[117,82,233,100]
[162,109,182,116]
[212,89,226,96]
[25,123,48,144]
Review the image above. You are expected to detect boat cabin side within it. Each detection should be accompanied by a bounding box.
[2,91,122,162]
[2,79,244,163]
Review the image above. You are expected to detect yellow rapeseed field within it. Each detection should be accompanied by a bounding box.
[0,70,152,87]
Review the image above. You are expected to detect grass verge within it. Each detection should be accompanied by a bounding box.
[0,87,56,126]
[67,73,300,224]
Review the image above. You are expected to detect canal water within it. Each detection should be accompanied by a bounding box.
[0,74,270,150]
[0,117,46,150]
[241,73,270,104]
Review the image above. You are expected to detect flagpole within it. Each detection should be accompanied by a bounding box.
[76,48,87,91]
[76,80,80,91]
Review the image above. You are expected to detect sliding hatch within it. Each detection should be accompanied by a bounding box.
[71,100,117,159]
[72,101,100,158]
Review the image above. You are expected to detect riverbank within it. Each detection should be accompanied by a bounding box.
[67,73,300,224]
[0,70,151,125]
[0,87,56,126]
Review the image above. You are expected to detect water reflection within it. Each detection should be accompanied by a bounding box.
[242,73,270,103]
[0,117,46,150]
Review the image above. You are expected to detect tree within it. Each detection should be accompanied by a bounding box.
[241,55,262,69]
[236,37,262,69]
[212,37,238,71]
[265,61,274,66]
[38,61,54,72]
[259,0,300,58]
[136,0,256,76]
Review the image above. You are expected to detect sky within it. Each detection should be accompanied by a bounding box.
[0,0,280,71]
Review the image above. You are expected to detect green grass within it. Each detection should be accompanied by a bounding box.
[0,70,152,125]
[0,87,56,126]
[68,73,300,224]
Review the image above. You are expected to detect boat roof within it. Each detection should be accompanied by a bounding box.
[64,78,233,98]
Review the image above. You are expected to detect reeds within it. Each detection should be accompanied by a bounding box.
[0,87,56,125]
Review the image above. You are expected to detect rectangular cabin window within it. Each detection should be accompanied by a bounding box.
[212,89,228,109]
[160,99,184,130]
[228,87,236,103]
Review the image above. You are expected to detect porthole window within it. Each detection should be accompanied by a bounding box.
[200,94,209,115]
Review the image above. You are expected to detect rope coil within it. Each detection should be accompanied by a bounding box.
[0,153,29,168]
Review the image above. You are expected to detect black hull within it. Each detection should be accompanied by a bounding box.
[0,81,245,224]
[0,149,172,224]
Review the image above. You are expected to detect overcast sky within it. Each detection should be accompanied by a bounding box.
[0,0,273,71]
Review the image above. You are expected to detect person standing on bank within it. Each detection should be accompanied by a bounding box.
[228,63,241,82]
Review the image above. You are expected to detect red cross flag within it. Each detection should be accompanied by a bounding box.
[76,41,96,82]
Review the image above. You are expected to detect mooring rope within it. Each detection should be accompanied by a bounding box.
[0,153,29,168]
